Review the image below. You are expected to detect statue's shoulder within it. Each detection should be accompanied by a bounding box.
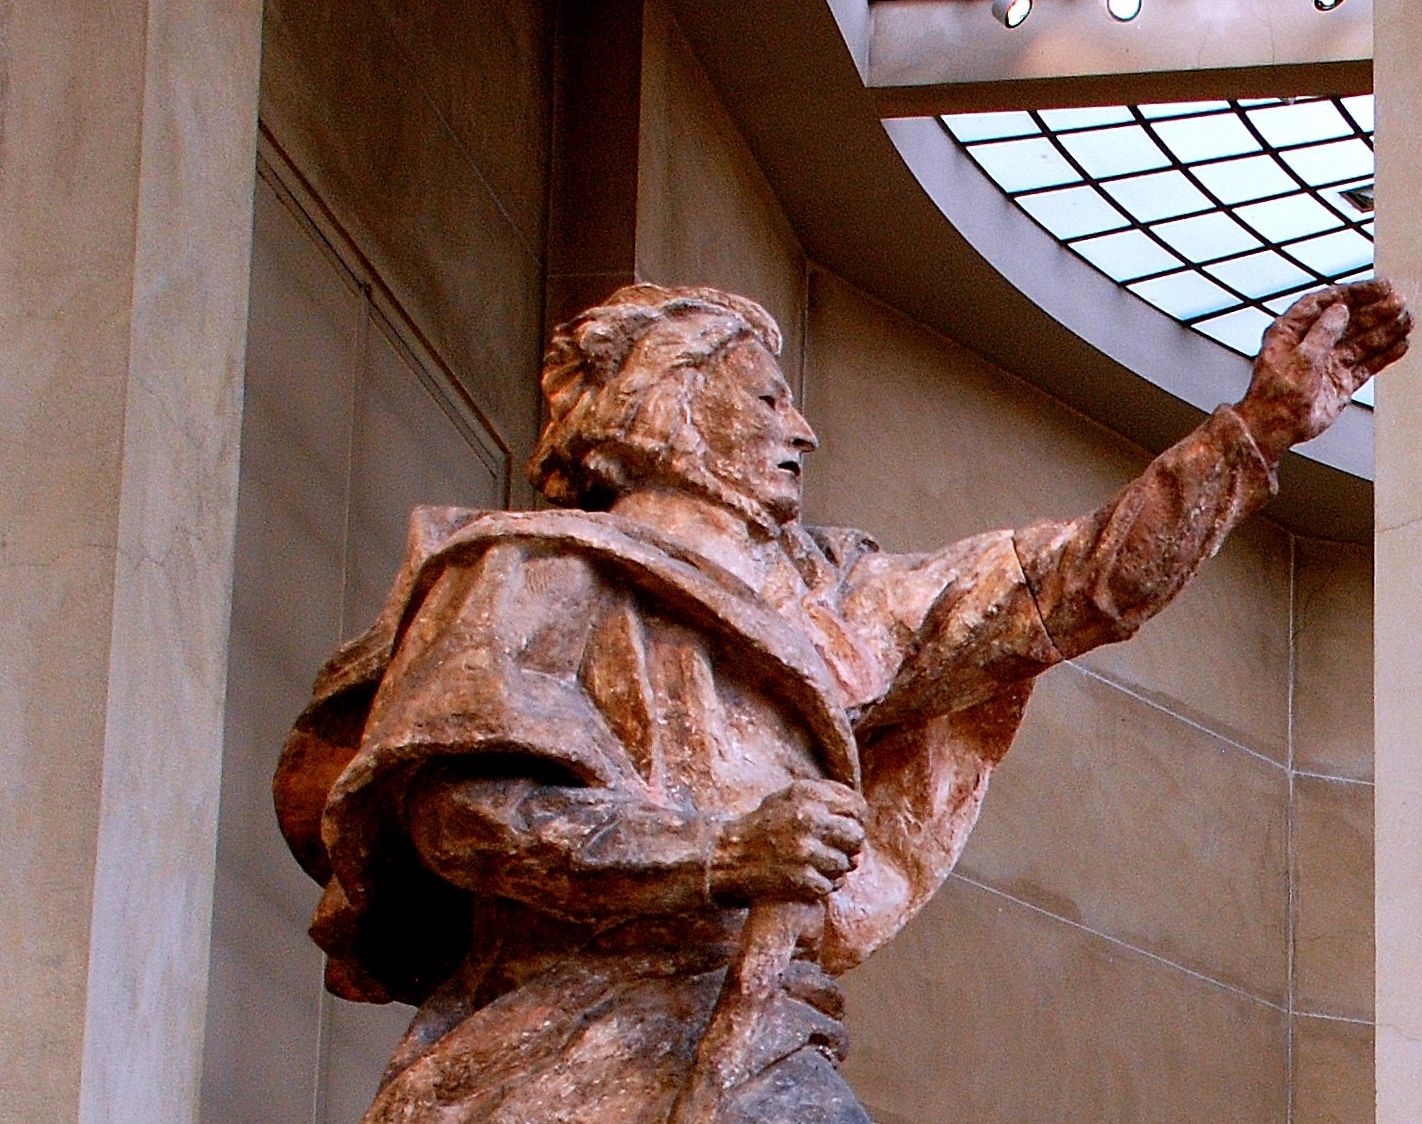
[400,505,646,575]
[411,509,886,576]
[805,525,880,571]
[409,504,644,549]
[406,502,594,545]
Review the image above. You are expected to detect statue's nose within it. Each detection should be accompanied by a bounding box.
[788,408,818,452]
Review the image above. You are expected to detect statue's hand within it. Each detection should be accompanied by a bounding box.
[1235,279,1411,464]
[710,779,867,904]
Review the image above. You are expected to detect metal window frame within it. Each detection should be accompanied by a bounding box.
[942,96,1375,358]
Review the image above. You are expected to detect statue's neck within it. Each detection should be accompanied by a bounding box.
[611,487,789,592]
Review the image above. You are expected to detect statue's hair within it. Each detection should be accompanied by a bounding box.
[527,283,783,510]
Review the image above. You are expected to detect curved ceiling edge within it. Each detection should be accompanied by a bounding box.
[666,0,1373,539]
[882,115,1375,483]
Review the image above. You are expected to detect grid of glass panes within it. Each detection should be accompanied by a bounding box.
[941,97,1376,368]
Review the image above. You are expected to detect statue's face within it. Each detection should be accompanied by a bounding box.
[688,337,818,525]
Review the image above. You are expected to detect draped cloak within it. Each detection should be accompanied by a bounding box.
[274,406,1275,1122]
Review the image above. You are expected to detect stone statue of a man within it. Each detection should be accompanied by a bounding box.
[275,281,1409,1123]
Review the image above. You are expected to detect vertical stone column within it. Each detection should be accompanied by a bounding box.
[1374,2,1422,1120]
[0,2,263,1121]
[545,0,645,331]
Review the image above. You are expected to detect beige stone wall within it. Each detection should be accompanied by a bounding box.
[1374,3,1422,1118]
[1,3,263,1121]
[258,0,554,503]
[635,0,809,385]
[198,1,1377,1119]
[203,164,511,1120]
[798,272,1376,1122]
[199,2,554,1119]
[0,8,144,1113]
[1292,538,1376,1123]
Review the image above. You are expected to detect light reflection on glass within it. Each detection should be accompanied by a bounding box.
[1196,306,1276,354]
[1072,229,1182,281]
[1129,272,1235,319]
[1234,195,1343,243]
[1153,213,1260,261]
[1018,186,1129,239]
[1152,114,1260,164]
[1038,106,1134,130]
[1287,229,1372,275]
[1341,96,1374,134]
[1191,155,1298,205]
[942,95,1376,383]
[1059,126,1171,178]
[942,111,1039,143]
[1140,101,1231,119]
[1205,252,1314,300]
[1102,171,1211,223]
[1247,101,1351,147]
[1281,139,1374,187]
[971,137,1080,192]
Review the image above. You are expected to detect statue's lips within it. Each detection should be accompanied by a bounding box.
[778,461,801,478]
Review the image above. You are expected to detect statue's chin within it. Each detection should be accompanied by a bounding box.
[712,485,797,535]
[764,496,801,528]
[635,463,794,536]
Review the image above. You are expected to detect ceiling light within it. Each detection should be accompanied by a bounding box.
[1315,0,1345,9]
[991,0,1033,28]
[1107,0,1143,20]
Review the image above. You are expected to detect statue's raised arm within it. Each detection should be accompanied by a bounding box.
[1005,280,1411,667]
[274,281,1408,1124]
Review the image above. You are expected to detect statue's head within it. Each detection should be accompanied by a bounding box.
[527,284,818,530]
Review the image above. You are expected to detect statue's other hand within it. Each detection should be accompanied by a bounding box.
[709,779,867,904]
[1236,279,1412,463]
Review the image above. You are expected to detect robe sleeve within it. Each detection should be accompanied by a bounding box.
[1011,404,1277,660]
[322,541,663,902]
[350,543,630,786]
[311,541,669,1003]
[819,405,1277,972]
[319,537,783,1001]
[847,404,1277,731]
[404,773,722,924]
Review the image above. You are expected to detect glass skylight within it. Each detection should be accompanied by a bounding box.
[942,97,1376,400]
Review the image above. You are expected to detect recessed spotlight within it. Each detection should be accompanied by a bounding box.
[1314,0,1345,9]
[991,0,1033,28]
[1107,0,1143,20]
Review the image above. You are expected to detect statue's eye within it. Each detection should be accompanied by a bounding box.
[759,395,777,407]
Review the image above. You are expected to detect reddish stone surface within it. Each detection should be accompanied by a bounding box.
[274,282,1408,1122]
